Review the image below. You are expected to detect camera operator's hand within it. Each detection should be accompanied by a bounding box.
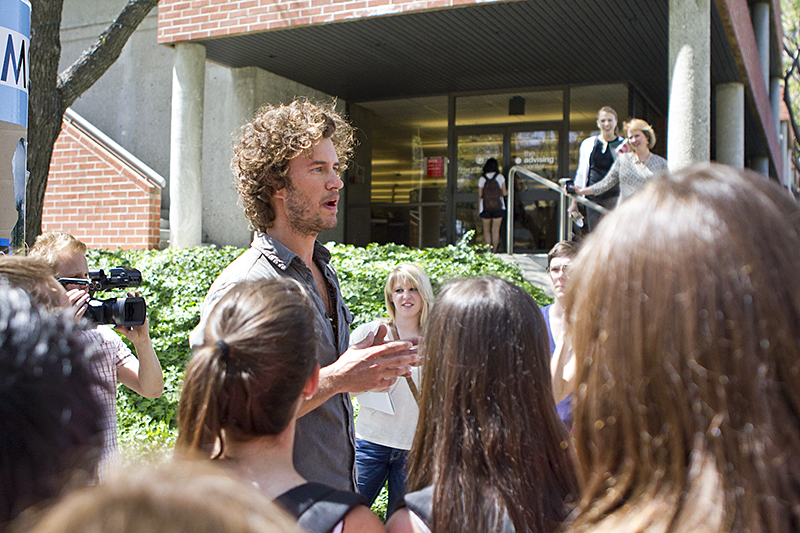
[115,291,164,398]
[66,288,90,319]
[113,291,152,344]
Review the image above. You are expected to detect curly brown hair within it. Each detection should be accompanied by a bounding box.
[231,99,355,232]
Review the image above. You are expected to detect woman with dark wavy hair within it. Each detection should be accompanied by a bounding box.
[387,276,577,533]
[563,163,800,533]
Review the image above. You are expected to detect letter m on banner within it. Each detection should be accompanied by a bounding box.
[1,30,28,90]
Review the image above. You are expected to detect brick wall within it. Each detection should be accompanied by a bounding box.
[158,0,491,44]
[42,121,162,250]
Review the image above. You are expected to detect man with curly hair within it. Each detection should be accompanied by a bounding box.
[190,100,417,492]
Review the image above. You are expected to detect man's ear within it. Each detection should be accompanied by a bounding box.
[271,187,286,201]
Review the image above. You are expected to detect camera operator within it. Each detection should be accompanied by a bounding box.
[30,232,163,479]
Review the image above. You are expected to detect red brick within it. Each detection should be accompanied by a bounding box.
[45,118,162,250]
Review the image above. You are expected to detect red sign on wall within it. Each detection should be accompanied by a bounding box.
[427,157,445,178]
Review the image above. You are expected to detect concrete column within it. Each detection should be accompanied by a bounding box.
[781,121,790,187]
[752,3,770,90]
[772,77,783,179]
[715,83,744,168]
[753,156,769,176]
[668,0,711,170]
[169,43,206,248]
[771,77,782,135]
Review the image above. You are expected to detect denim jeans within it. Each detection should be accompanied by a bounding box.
[355,438,409,513]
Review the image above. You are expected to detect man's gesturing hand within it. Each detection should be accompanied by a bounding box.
[328,325,418,395]
[297,324,420,418]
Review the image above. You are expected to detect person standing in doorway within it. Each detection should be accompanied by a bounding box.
[478,158,507,253]
[568,106,627,233]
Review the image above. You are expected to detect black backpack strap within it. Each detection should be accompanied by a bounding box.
[274,482,366,533]
[395,486,434,529]
[396,485,516,532]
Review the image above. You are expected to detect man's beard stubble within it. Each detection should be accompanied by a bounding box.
[283,183,337,237]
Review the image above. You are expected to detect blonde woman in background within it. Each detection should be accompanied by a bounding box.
[568,106,627,232]
[351,264,433,514]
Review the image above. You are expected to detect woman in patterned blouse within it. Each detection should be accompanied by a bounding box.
[573,118,667,205]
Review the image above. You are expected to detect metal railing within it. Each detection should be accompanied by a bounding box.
[63,108,167,189]
[505,166,609,255]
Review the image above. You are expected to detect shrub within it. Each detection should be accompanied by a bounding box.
[87,245,244,464]
[86,232,550,464]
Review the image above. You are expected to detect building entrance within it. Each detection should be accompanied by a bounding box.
[348,84,631,251]
[454,123,562,252]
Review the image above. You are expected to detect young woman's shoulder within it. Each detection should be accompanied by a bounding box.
[343,505,387,533]
[386,508,428,533]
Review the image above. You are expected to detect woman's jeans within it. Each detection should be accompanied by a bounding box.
[355,438,409,514]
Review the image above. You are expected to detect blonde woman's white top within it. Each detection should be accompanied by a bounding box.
[351,321,421,450]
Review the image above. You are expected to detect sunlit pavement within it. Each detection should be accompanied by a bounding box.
[496,253,553,298]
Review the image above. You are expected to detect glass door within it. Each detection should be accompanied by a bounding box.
[454,132,504,249]
[454,125,562,252]
[509,129,561,251]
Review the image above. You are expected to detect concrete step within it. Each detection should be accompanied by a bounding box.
[159,219,169,250]
[496,253,553,297]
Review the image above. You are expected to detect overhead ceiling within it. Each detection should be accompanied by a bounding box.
[198,0,755,151]
[200,0,680,103]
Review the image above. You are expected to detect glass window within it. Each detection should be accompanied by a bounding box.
[456,133,503,194]
[354,96,448,247]
[455,133,504,246]
[509,130,560,251]
[358,97,448,205]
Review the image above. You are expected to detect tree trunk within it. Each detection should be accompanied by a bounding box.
[24,0,65,250]
[23,0,159,248]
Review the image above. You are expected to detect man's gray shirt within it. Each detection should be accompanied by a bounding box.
[189,232,356,491]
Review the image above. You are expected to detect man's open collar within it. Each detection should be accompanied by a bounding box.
[251,232,331,270]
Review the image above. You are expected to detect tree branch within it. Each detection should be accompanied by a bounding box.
[56,0,159,113]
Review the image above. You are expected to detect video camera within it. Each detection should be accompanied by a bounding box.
[59,266,147,327]
[87,267,142,293]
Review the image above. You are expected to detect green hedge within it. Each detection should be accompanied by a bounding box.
[86,232,551,463]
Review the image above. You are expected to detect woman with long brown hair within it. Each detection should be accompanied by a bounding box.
[564,163,800,533]
[387,276,577,533]
[176,278,384,533]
